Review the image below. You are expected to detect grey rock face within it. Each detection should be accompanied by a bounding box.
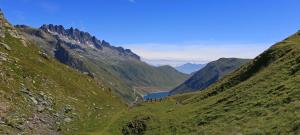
[37,105,45,112]
[40,24,140,60]
[0,42,11,51]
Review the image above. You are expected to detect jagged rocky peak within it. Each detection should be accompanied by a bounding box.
[40,24,140,60]
[40,24,92,43]
[40,24,107,50]
[40,24,64,34]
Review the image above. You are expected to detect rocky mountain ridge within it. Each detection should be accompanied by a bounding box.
[40,24,140,60]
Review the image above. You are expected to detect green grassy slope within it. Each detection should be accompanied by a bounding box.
[0,15,126,134]
[170,58,250,95]
[107,31,300,135]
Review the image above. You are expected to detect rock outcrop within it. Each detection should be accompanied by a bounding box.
[40,24,140,60]
[0,9,28,46]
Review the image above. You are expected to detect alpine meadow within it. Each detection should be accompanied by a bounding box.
[1,1,300,135]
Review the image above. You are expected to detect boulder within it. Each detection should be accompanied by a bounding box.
[0,42,11,51]
[37,105,45,112]
[63,117,72,123]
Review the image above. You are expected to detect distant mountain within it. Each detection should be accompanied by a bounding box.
[16,24,189,102]
[170,58,250,95]
[175,63,206,74]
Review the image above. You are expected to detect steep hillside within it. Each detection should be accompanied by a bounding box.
[175,63,206,74]
[107,31,300,135]
[16,25,188,102]
[0,11,126,135]
[170,58,250,95]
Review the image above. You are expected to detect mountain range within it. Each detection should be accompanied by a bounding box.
[175,63,206,74]
[2,9,300,135]
[16,24,188,102]
[170,58,250,95]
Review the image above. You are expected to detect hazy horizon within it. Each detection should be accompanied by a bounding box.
[2,0,300,65]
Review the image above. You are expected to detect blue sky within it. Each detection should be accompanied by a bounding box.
[1,0,300,66]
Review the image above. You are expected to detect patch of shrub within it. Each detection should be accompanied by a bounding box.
[122,116,150,135]
[291,120,300,133]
